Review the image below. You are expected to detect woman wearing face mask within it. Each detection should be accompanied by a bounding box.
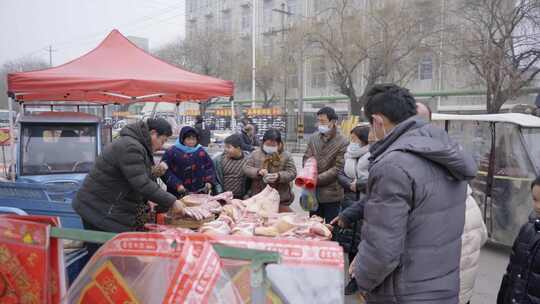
[335,125,371,295]
[339,125,371,210]
[244,129,297,212]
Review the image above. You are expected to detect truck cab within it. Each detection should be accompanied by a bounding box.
[0,111,108,228]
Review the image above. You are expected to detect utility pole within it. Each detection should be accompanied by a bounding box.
[437,0,446,112]
[280,2,287,111]
[273,3,297,143]
[47,45,57,67]
[272,4,305,148]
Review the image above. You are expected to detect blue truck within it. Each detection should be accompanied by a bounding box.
[0,111,110,229]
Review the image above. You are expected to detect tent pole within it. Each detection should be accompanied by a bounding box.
[151,102,159,119]
[102,105,105,120]
[230,96,236,130]
[176,102,180,126]
[7,97,15,181]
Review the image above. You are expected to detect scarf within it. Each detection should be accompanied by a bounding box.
[174,138,202,154]
[344,144,370,180]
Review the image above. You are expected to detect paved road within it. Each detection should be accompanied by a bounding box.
[288,154,510,303]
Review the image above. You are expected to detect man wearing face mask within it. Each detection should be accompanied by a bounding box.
[349,84,478,303]
[244,129,297,212]
[303,107,348,223]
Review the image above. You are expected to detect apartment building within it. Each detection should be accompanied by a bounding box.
[185,0,538,114]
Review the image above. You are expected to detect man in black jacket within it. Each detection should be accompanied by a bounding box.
[238,120,260,152]
[194,116,211,147]
[73,118,186,237]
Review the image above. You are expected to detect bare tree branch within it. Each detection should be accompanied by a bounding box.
[451,0,540,113]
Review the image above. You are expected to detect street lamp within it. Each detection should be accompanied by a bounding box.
[252,0,257,109]
[272,4,309,146]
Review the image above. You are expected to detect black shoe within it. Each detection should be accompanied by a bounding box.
[345,278,358,295]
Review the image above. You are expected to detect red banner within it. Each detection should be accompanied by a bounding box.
[1,215,66,304]
[67,230,344,303]
[78,261,141,304]
[0,217,50,304]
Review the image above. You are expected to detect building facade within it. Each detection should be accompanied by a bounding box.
[185,0,538,114]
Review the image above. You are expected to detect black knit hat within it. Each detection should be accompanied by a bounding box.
[224,134,243,148]
[180,126,199,143]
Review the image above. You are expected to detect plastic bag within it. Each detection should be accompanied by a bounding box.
[295,157,318,190]
[67,231,345,303]
[299,189,319,212]
[244,185,280,214]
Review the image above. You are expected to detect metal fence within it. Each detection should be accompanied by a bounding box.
[199,112,355,153]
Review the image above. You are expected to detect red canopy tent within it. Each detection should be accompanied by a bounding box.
[7,29,234,104]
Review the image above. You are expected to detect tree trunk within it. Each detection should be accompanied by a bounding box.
[350,96,363,116]
[486,86,506,114]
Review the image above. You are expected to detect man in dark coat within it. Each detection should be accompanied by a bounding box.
[238,120,260,152]
[350,84,478,303]
[73,118,186,235]
[194,116,211,147]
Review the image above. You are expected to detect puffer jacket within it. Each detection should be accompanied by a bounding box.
[72,121,176,233]
[160,126,216,196]
[213,151,251,199]
[303,127,348,204]
[459,186,488,304]
[497,213,540,304]
[338,144,370,209]
[353,117,478,304]
[244,148,297,206]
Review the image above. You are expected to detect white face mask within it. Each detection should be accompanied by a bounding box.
[263,145,278,154]
[349,143,361,150]
[318,124,331,134]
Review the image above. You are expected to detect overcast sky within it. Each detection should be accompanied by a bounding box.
[0,0,185,66]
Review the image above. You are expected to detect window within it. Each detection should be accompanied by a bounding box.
[264,0,273,24]
[241,38,251,51]
[205,16,213,33]
[446,120,491,237]
[311,57,326,88]
[288,0,297,15]
[313,0,327,13]
[222,11,232,32]
[288,70,298,89]
[419,56,433,80]
[239,80,252,92]
[242,6,251,30]
[491,123,537,243]
[522,127,540,173]
[263,36,273,57]
[21,124,98,175]
[193,20,199,34]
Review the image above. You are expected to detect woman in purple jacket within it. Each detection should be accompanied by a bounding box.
[161,126,215,197]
